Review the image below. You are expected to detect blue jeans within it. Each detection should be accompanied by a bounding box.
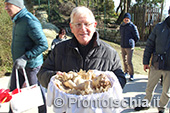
[9,66,47,113]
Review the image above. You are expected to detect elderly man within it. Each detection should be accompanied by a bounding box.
[4,0,48,112]
[37,6,126,89]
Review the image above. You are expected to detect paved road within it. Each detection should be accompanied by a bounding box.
[122,75,169,113]
[0,74,169,113]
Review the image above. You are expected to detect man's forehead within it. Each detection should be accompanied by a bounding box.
[74,14,93,20]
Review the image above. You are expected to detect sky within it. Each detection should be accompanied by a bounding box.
[113,0,169,17]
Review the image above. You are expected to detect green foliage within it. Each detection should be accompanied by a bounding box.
[49,1,75,23]
[135,0,162,6]
[105,18,111,23]
[58,1,75,16]
[49,4,63,23]
[36,4,48,10]
[0,1,13,76]
[33,0,48,5]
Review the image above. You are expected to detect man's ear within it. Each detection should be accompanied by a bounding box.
[69,23,73,33]
[94,21,97,28]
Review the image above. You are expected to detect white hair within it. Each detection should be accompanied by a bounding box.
[70,6,95,23]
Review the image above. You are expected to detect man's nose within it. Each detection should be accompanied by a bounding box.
[80,23,87,29]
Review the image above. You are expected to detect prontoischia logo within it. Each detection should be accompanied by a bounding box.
[53,96,160,108]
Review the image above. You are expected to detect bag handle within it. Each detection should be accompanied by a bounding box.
[15,68,30,89]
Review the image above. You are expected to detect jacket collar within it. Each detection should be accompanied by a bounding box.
[68,31,101,48]
[164,16,170,28]
[12,8,28,23]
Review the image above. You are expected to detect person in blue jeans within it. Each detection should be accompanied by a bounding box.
[4,0,48,112]
[120,13,140,81]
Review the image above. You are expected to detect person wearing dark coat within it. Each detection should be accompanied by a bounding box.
[120,13,140,81]
[37,6,126,89]
[134,9,170,113]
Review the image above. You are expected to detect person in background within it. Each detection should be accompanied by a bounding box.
[37,6,126,90]
[4,0,48,112]
[51,28,67,50]
[120,13,140,81]
[134,8,170,113]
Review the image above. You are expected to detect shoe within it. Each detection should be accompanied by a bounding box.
[158,110,165,113]
[129,75,134,81]
[129,77,134,81]
[134,106,150,111]
[160,76,163,86]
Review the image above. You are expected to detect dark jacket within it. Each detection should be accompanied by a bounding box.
[143,17,170,70]
[37,32,126,88]
[120,22,140,48]
[12,8,48,68]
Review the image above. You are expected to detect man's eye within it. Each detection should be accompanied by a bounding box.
[84,23,88,26]
[77,23,81,26]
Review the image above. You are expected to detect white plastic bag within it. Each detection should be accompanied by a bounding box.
[10,69,44,113]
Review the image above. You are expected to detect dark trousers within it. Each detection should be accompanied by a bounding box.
[9,66,47,113]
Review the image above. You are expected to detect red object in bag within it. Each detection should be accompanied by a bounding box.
[0,89,12,103]
[11,88,21,95]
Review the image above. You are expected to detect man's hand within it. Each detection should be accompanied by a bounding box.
[144,65,150,72]
[14,55,28,69]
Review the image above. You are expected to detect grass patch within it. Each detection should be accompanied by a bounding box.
[0,1,13,77]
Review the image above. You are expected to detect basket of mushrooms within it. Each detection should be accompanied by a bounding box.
[47,69,123,113]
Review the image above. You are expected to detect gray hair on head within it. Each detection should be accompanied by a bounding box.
[70,6,95,23]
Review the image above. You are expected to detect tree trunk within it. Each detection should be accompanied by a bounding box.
[116,0,123,14]
[127,0,131,12]
[160,0,164,22]
[124,0,128,13]
[87,0,89,7]
[116,10,125,24]
[141,4,147,41]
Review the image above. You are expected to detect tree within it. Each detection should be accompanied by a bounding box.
[160,0,165,21]
[115,0,131,24]
[124,0,127,13]
[116,0,123,14]
[24,0,34,12]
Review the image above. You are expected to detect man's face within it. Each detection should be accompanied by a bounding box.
[70,14,97,45]
[5,2,21,18]
[123,17,130,24]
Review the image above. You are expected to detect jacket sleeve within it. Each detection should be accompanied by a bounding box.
[37,50,57,88]
[25,19,48,59]
[111,51,126,88]
[132,25,140,43]
[143,25,157,65]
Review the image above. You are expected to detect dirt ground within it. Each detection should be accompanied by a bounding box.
[104,40,148,76]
